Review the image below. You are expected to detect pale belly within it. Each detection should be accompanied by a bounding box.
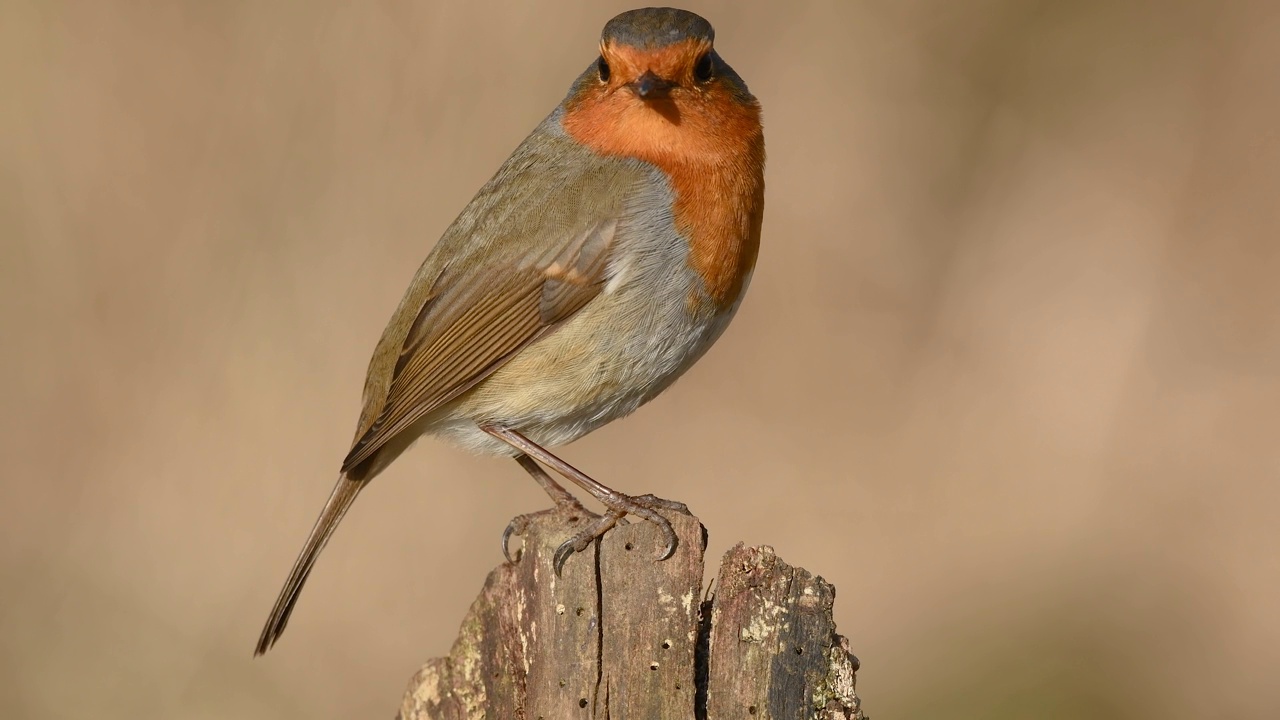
[424,265,743,457]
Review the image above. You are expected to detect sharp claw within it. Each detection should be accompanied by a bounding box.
[657,526,679,561]
[553,539,577,576]
[640,510,678,561]
[501,522,519,564]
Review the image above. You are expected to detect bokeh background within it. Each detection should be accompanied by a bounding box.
[3,0,1278,718]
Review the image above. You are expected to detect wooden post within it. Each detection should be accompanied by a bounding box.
[397,505,866,719]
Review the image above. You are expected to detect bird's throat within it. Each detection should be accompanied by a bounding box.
[562,90,765,312]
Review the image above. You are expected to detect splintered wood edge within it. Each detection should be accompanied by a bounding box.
[398,510,863,720]
[707,543,865,720]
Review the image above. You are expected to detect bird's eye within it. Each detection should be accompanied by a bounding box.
[597,56,611,83]
[694,52,714,83]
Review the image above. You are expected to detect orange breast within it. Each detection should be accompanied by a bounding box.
[562,80,765,313]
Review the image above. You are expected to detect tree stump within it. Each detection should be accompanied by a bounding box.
[397,505,865,719]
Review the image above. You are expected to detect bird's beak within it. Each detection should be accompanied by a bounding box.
[629,70,675,99]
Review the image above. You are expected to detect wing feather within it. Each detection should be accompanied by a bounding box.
[340,218,619,473]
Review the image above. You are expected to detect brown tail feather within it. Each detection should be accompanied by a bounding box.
[255,475,365,655]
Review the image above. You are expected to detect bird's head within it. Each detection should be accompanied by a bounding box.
[562,8,761,163]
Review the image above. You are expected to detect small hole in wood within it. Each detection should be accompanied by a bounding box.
[575,607,585,617]
[649,662,659,671]
[568,516,579,523]
[579,698,588,708]
[748,705,757,715]
[795,646,804,655]
[624,542,634,551]
[661,641,671,650]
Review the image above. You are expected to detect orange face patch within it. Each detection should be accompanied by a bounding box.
[562,41,765,312]
[600,38,711,90]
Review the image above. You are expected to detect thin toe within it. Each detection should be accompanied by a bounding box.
[552,509,626,575]
[593,494,682,561]
[633,494,690,514]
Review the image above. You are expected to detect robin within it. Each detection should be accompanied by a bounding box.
[255,6,765,655]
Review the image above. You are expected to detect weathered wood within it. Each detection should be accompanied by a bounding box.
[397,505,865,720]
[706,544,863,719]
[596,510,705,717]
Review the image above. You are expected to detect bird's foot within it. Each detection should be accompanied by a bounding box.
[551,492,690,576]
[502,498,590,564]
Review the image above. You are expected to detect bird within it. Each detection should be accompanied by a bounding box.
[255,6,765,656]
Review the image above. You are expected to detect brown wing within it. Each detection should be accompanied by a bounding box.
[340,218,619,473]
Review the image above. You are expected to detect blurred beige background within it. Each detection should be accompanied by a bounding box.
[3,0,1278,718]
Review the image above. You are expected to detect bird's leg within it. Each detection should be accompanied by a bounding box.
[515,452,583,507]
[482,424,689,574]
[502,453,591,563]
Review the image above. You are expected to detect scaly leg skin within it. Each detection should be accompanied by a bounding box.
[482,424,691,575]
[503,453,591,563]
